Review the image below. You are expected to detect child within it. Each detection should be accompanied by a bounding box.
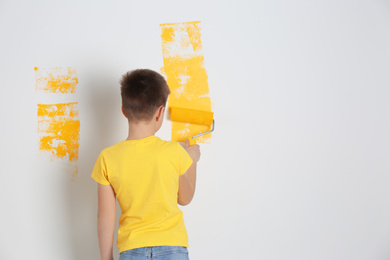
[91,69,200,260]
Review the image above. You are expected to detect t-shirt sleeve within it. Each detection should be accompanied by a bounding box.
[177,143,193,175]
[91,152,110,185]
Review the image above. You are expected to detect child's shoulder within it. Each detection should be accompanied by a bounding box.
[155,137,183,151]
[100,141,124,152]
[97,141,130,159]
[100,137,182,154]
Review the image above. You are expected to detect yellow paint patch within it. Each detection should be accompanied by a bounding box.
[37,102,80,163]
[35,67,78,93]
[160,21,213,143]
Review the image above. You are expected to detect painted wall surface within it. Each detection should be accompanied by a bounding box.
[1,1,390,259]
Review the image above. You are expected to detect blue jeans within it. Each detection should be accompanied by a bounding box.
[119,246,189,260]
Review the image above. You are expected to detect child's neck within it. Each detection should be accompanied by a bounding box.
[126,120,156,141]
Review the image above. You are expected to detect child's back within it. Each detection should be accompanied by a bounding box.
[91,69,200,260]
[93,136,192,252]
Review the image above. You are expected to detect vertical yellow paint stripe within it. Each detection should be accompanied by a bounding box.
[160,21,213,143]
[35,67,78,93]
[37,102,80,176]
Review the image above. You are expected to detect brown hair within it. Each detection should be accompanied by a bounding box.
[120,69,170,122]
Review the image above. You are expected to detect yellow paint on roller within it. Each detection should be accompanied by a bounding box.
[160,21,213,143]
[37,102,80,178]
[169,107,213,126]
[35,67,78,93]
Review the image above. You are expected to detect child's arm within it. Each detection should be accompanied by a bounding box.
[178,139,201,206]
[97,183,116,260]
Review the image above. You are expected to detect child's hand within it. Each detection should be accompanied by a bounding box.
[184,139,201,163]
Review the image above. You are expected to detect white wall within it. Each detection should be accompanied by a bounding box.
[1,0,390,259]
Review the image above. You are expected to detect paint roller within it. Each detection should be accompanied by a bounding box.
[168,106,215,145]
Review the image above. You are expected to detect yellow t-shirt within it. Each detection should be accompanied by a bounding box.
[91,135,193,253]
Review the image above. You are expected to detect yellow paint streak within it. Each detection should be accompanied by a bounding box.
[161,27,175,42]
[160,21,213,143]
[35,67,78,93]
[185,22,202,51]
[37,103,80,161]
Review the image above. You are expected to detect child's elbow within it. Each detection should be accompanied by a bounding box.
[178,197,193,206]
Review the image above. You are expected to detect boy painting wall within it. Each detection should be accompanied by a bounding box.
[91,69,200,260]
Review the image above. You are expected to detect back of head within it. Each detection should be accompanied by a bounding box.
[120,69,171,122]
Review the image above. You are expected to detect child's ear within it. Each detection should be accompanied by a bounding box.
[121,106,127,118]
[156,106,165,121]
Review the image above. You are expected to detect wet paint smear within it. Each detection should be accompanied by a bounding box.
[37,102,80,178]
[35,67,78,93]
[160,21,213,143]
